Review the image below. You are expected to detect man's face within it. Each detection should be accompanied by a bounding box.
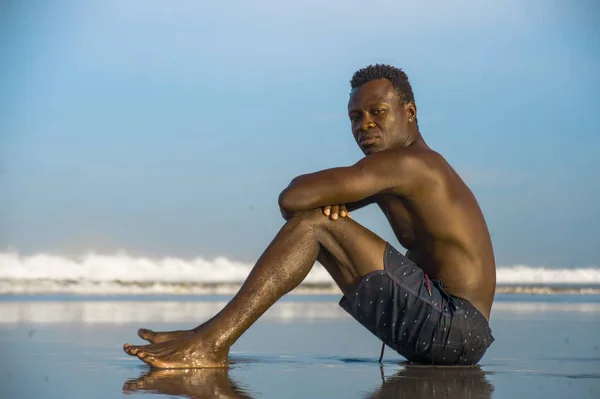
[347,79,412,155]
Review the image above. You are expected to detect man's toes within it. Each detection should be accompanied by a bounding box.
[124,344,144,356]
[138,328,156,342]
[123,343,134,355]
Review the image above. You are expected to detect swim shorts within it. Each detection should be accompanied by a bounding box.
[339,243,495,365]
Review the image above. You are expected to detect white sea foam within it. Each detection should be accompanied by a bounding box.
[1,251,599,295]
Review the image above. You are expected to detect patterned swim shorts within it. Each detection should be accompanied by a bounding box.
[339,242,495,365]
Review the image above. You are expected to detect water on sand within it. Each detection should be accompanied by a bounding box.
[0,295,598,398]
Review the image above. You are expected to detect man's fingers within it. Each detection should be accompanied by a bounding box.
[340,205,348,218]
[331,205,339,220]
[324,204,350,220]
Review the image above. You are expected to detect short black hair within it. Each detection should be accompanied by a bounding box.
[350,64,415,105]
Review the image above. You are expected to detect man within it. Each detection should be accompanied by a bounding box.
[123,64,496,368]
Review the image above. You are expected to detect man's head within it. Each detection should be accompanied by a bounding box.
[348,64,419,155]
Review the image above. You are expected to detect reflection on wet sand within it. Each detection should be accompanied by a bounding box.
[368,364,494,399]
[123,368,253,399]
[123,364,494,399]
[2,299,599,324]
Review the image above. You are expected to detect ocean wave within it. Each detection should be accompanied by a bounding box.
[1,251,599,295]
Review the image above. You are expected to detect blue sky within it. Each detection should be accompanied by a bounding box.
[1,0,598,268]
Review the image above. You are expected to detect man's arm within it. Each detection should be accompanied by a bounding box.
[278,148,439,215]
[344,197,377,212]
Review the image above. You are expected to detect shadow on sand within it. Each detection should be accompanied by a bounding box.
[123,363,494,399]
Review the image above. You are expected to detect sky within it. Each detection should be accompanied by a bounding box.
[1,0,599,268]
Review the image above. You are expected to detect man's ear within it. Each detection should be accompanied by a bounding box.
[405,101,417,122]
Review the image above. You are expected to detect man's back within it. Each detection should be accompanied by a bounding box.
[373,146,496,318]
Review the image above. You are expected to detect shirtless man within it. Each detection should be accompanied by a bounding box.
[123,64,496,368]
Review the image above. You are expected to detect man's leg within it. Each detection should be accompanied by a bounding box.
[137,255,359,345]
[123,209,387,368]
[138,247,361,345]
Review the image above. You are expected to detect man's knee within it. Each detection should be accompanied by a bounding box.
[286,209,326,227]
[286,209,349,235]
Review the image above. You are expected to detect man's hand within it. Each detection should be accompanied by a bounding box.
[280,207,298,221]
[322,204,351,220]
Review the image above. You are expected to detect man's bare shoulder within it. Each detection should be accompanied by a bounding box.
[366,146,447,168]
[360,146,451,191]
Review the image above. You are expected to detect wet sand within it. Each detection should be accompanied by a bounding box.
[1,294,599,398]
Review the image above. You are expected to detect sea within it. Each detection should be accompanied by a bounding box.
[1,252,599,398]
[1,251,599,295]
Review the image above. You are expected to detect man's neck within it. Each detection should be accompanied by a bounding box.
[404,132,428,149]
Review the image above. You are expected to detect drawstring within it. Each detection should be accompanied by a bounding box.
[378,342,385,363]
[424,273,432,296]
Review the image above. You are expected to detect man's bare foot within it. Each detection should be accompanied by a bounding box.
[123,368,253,398]
[137,328,196,344]
[123,333,229,369]
[137,317,214,344]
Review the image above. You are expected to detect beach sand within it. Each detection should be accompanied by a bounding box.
[1,294,599,398]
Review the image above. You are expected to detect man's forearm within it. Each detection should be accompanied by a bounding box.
[277,174,325,214]
[278,176,315,219]
[277,151,406,217]
[344,197,376,212]
[279,198,373,221]
[278,168,361,213]
[279,205,302,221]
[278,179,376,220]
